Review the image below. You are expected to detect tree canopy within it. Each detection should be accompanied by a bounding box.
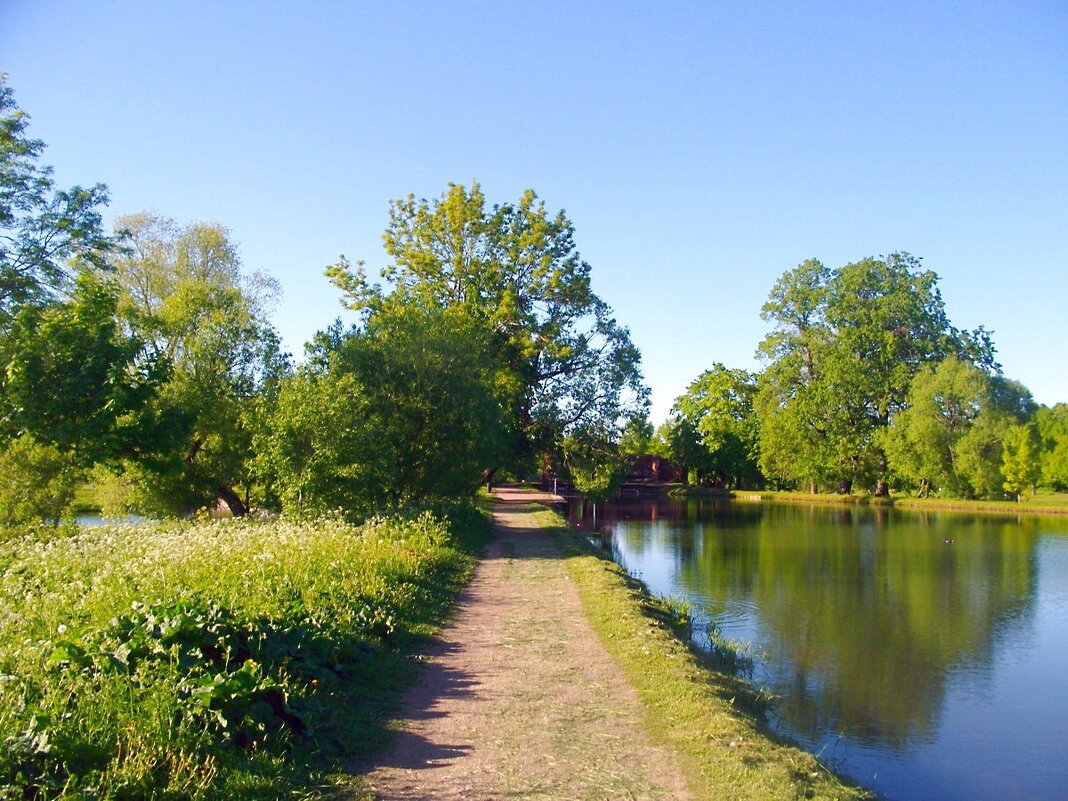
[327,182,648,473]
[670,364,761,488]
[0,74,116,322]
[101,212,288,516]
[257,301,511,515]
[2,73,1063,525]
[755,254,997,494]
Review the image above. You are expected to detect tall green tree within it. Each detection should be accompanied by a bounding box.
[0,76,160,525]
[1001,423,1041,500]
[326,183,648,470]
[655,415,715,485]
[0,74,116,322]
[0,271,163,465]
[756,254,996,494]
[671,364,761,488]
[882,356,1035,499]
[106,212,288,516]
[257,302,510,515]
[1035,404,1068,491]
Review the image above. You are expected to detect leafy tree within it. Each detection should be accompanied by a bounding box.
[0,271,162,465]
[880,356,990,497]
[561,425,631,502]
[1001,423,1041,500]
[655,415,715,485]
[252,370,378,516]
[0,78,160,524]
[618,414,654,459]
[756,254,996,494]
[883,357,1035,498]
[258,302,510,515]
[0,436,78,526]
[106,212,288,516]
[1035,404,1068,491]
[0,74,116,322]
[672,364,761,488]
[326,182,648,470]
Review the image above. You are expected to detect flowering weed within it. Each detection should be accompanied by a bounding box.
[0,507,488,799]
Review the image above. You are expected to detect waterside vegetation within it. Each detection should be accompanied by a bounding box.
[718,489,1068,515]
[0,507,490,799]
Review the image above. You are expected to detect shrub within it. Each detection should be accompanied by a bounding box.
[0,437,78,527]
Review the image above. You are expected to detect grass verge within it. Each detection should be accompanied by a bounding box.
[548,507,875,801]
[715,489,1068,515]
[0,503,490,799]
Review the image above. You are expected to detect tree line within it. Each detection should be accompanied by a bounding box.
[2,72,1064,527]
[0,76,647,525]
[657,256,1067,500]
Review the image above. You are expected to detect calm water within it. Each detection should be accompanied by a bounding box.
[570,498,1068,801]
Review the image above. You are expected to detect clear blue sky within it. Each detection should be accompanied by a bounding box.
[3,1,1066,421]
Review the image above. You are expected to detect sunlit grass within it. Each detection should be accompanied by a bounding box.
[0,506,489,799]
[551,508,875,801]
[723,489,1068,515]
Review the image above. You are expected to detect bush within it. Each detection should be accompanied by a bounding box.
[0,437,78,527]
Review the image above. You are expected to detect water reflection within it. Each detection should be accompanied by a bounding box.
[570,498,1066,801]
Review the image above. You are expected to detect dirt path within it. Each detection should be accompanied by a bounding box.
[360,487,692,801]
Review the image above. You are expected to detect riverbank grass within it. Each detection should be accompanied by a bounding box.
[710,488,1068,515]
[547,509,874,801]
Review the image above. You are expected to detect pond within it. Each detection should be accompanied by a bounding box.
[569,497,1068,801]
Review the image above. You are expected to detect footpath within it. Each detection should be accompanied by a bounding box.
[361,486,692,801]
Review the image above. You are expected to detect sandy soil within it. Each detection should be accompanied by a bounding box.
[359,487,692,801]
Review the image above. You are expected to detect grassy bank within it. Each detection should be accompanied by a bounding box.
[672,488,1068,516]
[540,506,874,801]
[0,505,490,799]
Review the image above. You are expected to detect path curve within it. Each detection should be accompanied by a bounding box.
[361,487,692,801]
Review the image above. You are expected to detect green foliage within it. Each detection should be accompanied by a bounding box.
[1002,423,1041,500]
[670,364,761,488]
[253,370,374,516]
[880,356,989,497]
[756,254,996,493]
[881,356,1035,499]
[561,426,631,502]
[0,509,490,799]
[0,74,117,322]
[107,212,289,516]
[617,414,653,458]
[0,272,162,465]
[327,182,648,468]
[1035,404,1068,491]
[657,415,717,485]
[0,436,78,526]
[259,302,510,515]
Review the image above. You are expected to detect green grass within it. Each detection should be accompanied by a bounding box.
[0,504,490,799]
[722,489,1068,515]
[70,482,101,515]
[549,509,875,801]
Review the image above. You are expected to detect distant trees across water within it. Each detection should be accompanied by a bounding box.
[660,256,1065,500]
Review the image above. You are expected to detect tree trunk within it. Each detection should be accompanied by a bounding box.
[479,466,499,491]
[217,485,248,517]
[875,455,890,496]
[835,478,853,495]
